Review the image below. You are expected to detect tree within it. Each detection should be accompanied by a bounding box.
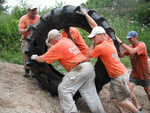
[82,0,112,9]
[0,0,6,13]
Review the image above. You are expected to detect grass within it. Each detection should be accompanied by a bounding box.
[0,49,23,65]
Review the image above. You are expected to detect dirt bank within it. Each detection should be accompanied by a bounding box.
[0,62,149,113]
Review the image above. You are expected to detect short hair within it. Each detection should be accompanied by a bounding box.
[45,29,61,47]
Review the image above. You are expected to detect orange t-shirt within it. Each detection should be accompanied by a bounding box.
[127,42,150,80]
[61,27,89,57]
[90,38,127,78]
[41,38,88,72]
[18,14,40,39]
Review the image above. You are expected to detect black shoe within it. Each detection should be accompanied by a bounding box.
[31,72,36,78]
[24,69,30,77]
[138,107,143,112]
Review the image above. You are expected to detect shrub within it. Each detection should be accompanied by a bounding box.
[133,3,150,26]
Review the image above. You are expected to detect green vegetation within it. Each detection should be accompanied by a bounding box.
[0,0,150,68]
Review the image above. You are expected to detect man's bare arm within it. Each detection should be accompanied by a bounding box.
[77,7,98,28]
[116,36,137,55]
[84,13,98,28]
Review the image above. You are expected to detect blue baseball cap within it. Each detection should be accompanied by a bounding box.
[126,31,138,39]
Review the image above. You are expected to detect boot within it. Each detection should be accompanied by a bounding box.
[24,69,30,77]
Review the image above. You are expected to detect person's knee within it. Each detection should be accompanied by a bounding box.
[117,98,129,106]
[129,82,135,91]
[58,83,68,96]
[146,90,150,101]
[144,87,150,101]
[58,83,64,94]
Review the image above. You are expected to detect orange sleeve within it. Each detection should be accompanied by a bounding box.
[41,45,61,64]
[70,28,89,56]
[61,27,89,57]
[136,43,145,55]
[90,46,102,59]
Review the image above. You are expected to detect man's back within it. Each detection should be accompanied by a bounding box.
[42,38,88,72]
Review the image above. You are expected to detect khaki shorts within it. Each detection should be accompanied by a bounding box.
[110,72,131,102]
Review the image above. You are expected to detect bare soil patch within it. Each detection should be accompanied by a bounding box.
[0,62,149,113]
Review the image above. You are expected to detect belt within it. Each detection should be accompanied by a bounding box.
[76,60,90,66]
[71,60,90,72]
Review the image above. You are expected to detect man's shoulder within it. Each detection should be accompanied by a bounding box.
[139,41,145,45]
[137,41,146,48]
[19,14,28,21]
[36,15,40,18]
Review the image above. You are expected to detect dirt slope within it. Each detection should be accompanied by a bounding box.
[0,62,149,113]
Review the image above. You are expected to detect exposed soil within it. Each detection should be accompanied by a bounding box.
[0,61,149,113]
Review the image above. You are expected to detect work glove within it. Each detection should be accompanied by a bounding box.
[76,6,87,15]
[26,24,35,31]
[31,54,38,60]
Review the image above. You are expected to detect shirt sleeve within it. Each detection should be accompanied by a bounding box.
[41,45,61,64]
[71,28,89,56]
[136,43,145,55]
[90,46,102,59]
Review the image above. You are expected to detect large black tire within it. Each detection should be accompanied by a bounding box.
[25,5,119,97]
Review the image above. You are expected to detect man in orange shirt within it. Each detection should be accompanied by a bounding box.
[116,31,150,110]
[18,6,40,77]
[31,29,106,113]
[77,7,143,113]
[61,27,89,57]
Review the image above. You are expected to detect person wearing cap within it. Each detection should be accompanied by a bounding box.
[77,7,144,113]
[18,6,40,77]
[31,29,106,113]
[116,31,150,109]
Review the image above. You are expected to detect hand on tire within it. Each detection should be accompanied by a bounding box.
[31,54,38,60]
[76,7,87,15]
[26,24,35,31]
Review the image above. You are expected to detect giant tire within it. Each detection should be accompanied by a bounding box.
[25,5,119,98]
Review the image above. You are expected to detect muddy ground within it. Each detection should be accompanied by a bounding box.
[0,61,149,113]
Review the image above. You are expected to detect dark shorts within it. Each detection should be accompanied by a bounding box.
[130,76,150,87]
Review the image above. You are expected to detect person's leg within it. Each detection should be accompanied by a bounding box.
[79,63,106,113]
[110,73,140,113]
[129,82,141,109]
[117,98,140,113]
[142,79,150,101]
[144,86,150,101]
[21,40,30,77]
[111,99,126,113]
[58,62,92,113]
